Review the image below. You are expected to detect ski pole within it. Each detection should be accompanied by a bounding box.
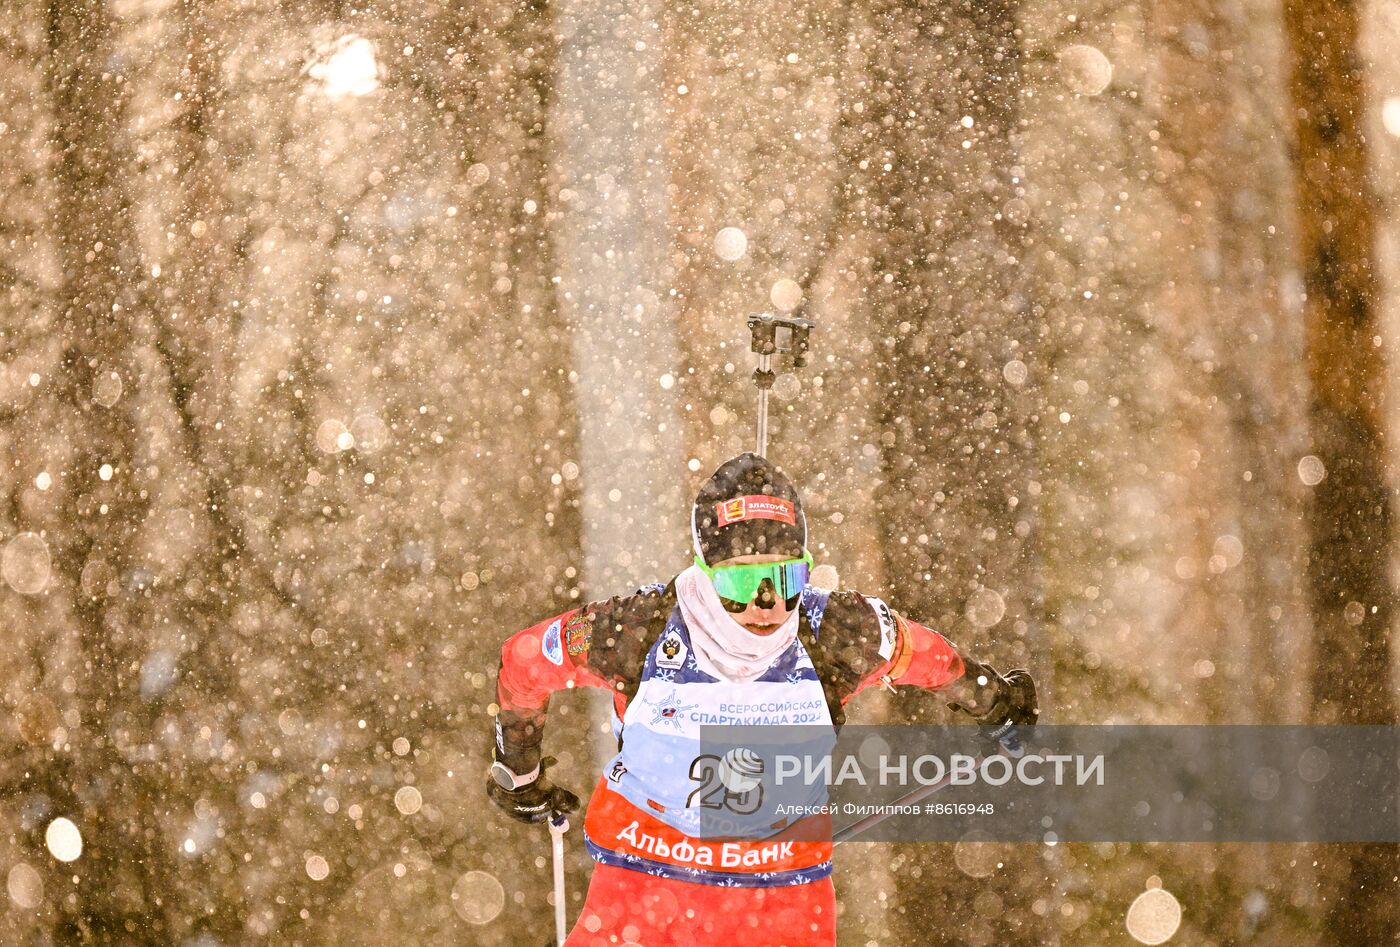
[548,814,570,945]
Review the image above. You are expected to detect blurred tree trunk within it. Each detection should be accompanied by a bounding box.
[148,0,261,747]
[1148,0,1310,729]
[860,0,1046,942]
[550,0,689,598]
[143,6,280,937]
[867,1,1039,662]
[1137,0,1317,937]
[1282,0,1400,940]
[0,7,70,943]
[44,0,180,937]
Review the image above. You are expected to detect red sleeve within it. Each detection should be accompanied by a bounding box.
[848,611,966,701]
[497,609,609,714]
[493,609,611,775]
[493,585,673,774]
[886,613,966,688]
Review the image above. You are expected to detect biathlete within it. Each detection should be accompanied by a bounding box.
[488,452,1037,946]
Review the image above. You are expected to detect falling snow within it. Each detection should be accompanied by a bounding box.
[0,0,1396,943]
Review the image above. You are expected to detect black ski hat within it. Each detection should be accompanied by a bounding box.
[692,452,807,565]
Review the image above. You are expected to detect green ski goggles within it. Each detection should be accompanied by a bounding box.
[694,551,813,606]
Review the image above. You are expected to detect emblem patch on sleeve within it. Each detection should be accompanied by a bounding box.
[542,619,564,666]
[565,612,593,655]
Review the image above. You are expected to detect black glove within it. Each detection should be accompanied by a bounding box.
[486,756,581,825]
[973,669,1038,753]
[974,668,1038,729]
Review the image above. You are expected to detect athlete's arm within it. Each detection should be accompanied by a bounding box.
[494,608,602,778]
[878,610,1038,728]
[818,590,1037,726]
[493,584,672,778]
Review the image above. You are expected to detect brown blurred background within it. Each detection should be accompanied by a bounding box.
[0,0,1396,942]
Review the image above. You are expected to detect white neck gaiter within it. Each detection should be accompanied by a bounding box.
[674,564,800,683]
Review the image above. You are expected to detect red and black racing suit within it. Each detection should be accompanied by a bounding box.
[494,580,1012,946]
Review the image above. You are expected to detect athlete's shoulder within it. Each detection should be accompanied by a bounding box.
[598,576,675,619]
[577,577,676,653]
[808,587,900,663]
[811,586,891,627]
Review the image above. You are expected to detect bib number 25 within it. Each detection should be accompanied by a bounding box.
[686,753,764,815]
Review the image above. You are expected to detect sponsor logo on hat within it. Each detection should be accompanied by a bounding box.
[715,495,797,527]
